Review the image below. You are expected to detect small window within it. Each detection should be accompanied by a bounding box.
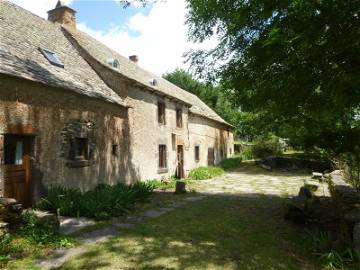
[159,145,167,169]
[176,108,182,128]
[39,48,64,68]
[4,136,23,165]
[149,78,158,86]
[158,101,166,125]
[106,59,120,70]
[69,138,89,161]
[195,145,200,162]
[112,144,118,157]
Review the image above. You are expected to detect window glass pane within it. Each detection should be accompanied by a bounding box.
[15,141,23,165]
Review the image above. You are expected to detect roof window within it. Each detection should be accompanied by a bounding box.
[149,78,158,87]
[107,59,120,70]
[39,48,64,68]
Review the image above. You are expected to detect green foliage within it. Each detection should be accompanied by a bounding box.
[340,152,360,191]
[238,147,253,161]
[19,211,74,248]
[186,0,360,154]
[218,155,242,170]
[188,166,224,180]
[38,182,157,220]
[0,233,17,264]
[306,231,359,269]
[251,135,283,158]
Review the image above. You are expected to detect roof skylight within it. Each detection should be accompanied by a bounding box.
[107,59,120,70]
[39,48,64,68]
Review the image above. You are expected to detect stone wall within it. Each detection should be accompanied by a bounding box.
[0,75,135,202]
[70,42,235,180]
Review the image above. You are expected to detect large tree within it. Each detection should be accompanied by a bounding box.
[186,0,360,153]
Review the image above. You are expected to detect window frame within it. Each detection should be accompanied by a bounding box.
[194,145,200,162]
[176,108,183,128]
[39,48,64,68]
[157,101,166,125]
[158,144,167,170]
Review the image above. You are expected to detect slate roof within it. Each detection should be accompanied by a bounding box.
[0,1,231,127]
[64,28,232,127]
[0,1,126,107]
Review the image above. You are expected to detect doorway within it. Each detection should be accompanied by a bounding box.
[176,145,184,179]
[3,135,32,206]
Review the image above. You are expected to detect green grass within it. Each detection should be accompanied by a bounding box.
[188,166,224,180]
[219,155,243,170]
[58,196,320,270]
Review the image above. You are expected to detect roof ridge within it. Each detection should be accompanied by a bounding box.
[63,26,232,127]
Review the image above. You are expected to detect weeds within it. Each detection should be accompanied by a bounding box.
[37,182,157,220]
[188,167,224,180]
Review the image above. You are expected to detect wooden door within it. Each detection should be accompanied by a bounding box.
[3,135,31,206]
[176,145,184,179]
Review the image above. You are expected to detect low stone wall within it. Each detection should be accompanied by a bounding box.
[328,171,360,251]
[257,156,331,172]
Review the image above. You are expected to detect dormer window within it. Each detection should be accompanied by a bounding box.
[107,58,120,70]
[149,78,158,86]
[39,48,64,68]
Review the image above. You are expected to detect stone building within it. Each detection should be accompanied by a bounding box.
[0,1,234,206]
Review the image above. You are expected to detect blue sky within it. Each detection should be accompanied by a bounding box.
[72,1,151,35]
[9,0,217,75]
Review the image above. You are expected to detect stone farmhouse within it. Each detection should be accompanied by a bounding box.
[0,1,234,206]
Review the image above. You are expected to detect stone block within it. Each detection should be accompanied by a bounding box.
[312,172,323,180]
[175,181,186,194]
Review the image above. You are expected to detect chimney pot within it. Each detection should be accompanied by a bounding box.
[129,55,139,64]
[48,0,77,30]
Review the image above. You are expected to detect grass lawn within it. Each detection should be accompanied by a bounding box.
[58,195,321,270]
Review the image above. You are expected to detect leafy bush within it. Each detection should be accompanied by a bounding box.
[306,231,358,269]
[340,152,360,191]
[239,146,253,160]
[188,167,224,180]
[20,211,74,248]
[219,155,242,170]
[38,182,157,220]
[251,135,283,158]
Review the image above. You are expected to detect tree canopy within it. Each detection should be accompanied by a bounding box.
[186,0,360,153]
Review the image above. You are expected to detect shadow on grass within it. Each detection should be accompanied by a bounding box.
[57,191,321,270]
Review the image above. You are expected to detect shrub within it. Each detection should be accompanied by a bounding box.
[239,146,253,160]
[219,155,242,170]
[188,167,224,180]
[38,182,157,220]
[19,211,74,248]
[251,135,283,158]
[341,152,360,191]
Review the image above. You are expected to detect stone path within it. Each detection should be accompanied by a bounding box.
[36,163,330,269]
[196,163,330,198]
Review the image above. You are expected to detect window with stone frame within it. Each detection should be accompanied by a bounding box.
[195,145,200,162]
[69,138,90,161]
[158,144,167,169]
[176,108,182,128]
[158,101,166,125]
[62,120,96,168]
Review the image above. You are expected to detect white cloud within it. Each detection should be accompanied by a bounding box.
[77,0,218,75]
[9,0,73,18]
[9,0,217,76]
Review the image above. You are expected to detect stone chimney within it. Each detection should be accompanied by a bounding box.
[129,55,139,64]
[47,0,77,30]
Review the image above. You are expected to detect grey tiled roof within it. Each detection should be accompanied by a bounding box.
[64,28,232,127]
[0,1,126,107]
